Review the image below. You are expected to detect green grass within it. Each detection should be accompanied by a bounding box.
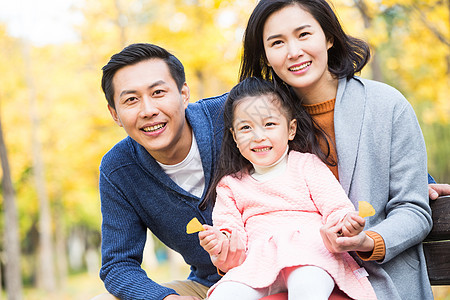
[19,262,190,300]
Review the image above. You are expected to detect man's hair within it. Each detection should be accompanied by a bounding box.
[101,43,186,109]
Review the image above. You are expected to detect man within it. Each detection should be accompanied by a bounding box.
[94,43,450,300]
[96,43,230,300]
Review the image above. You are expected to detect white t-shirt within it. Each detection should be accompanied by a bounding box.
[157,134,205,198]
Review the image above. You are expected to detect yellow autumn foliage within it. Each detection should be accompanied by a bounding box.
[0,1,448,283]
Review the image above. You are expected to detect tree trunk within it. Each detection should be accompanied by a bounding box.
[54,200,68,288]
[446,0,450,77]
[353,0,384,82]
[21,40,56,292]
[114,0,127,49]
[0,106,23,300]
[142,230,158,271]
[196,70,205,100]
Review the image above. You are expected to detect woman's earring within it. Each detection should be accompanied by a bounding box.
[270,68,276,81]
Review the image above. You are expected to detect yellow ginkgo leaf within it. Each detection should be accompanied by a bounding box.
[186,217,205,234]
[358,201,375,218]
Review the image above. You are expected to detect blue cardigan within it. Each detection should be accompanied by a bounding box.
[99,93,227,300]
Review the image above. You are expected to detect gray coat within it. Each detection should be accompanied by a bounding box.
[334,77,433,299]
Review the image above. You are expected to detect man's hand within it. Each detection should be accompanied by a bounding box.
[200,227,246,273]
[163,295,201,300]
[428,183,450,200]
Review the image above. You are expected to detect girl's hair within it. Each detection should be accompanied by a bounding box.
[200,77,330,209]
[239,0,370,84]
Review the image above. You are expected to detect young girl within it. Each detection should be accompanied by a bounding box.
[235,1,433,299]
[199,77,377,300]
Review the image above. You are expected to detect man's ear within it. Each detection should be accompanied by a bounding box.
[288,119,297,140]
[181,83,190,109]
[108,104,123,127]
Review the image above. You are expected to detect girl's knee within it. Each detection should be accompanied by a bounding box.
[209,282,266,300]
[286,266,335,299]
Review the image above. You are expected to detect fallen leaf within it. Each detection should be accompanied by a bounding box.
[358,201,375,218]
[186,217,205,234]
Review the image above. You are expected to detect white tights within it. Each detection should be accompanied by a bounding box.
[208,265,335,300]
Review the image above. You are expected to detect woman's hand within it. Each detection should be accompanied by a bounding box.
[320,214,373,253]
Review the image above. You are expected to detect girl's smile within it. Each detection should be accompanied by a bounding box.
[231,95,296,167]
[251,146,272,153]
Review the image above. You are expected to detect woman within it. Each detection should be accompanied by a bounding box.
[217,0,434,299]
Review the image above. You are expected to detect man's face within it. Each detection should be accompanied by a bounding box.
[108,59,191,164]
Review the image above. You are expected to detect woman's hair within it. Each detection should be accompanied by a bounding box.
[200,77,330,208]
[235,0,359,180]
[239,0,370,83]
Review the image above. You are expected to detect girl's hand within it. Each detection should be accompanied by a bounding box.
[198,225,226,256]
[320,214,373,253]
[340,212,365,237]
[208,228,246,273]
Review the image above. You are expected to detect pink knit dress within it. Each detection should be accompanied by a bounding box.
[207,151,377,300]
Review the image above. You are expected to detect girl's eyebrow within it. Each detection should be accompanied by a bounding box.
[263,115,281,120]
[266,25,312,41]
[233,119,248,127]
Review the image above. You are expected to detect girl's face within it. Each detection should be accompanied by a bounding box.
[231,95,297,167]
[262,4,335,103]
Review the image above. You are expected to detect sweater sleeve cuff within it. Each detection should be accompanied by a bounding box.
[357,231,386,261]
[217,267,226,276]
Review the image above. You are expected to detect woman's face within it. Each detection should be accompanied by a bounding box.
[262,4,335,102]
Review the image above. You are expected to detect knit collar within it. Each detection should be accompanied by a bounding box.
[303,98,336,115]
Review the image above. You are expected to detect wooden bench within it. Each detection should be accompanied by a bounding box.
[424,195,450,285]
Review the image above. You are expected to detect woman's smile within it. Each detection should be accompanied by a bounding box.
[263,4,336,103]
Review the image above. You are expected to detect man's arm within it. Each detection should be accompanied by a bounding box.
[99,172,177,300]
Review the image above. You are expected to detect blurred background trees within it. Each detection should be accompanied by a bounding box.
[0,0,448,298]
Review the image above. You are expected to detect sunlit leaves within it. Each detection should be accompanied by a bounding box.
[0,0,449,273]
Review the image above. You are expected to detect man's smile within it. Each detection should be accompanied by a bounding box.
[142,123,166,132]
